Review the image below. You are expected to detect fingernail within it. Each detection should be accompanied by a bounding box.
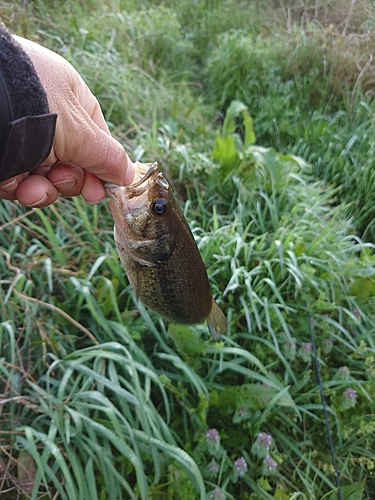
[0,178,18,192]
[53,178,77,192]
[26,193,48,207]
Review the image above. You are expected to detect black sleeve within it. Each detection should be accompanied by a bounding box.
[0,24,57,183]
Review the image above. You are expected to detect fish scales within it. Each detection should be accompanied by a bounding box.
[105,161,226,339]
[129,222,212,324]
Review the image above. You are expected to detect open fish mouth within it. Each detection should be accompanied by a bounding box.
[104,162,161,203]
[104,162,169,214]
[104,162,167,241]
[103,162,156,190]
[132,162,158,185]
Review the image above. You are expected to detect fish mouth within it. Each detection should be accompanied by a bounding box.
[105,162,161,225]
[131,162,158,187]
[104,162,158,192]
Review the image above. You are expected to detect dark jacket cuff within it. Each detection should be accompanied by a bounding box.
[0,113,57,182]
[0,24,57,182]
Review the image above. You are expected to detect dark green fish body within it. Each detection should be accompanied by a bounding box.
[105,162,226,339]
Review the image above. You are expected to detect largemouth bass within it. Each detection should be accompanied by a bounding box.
[105,162,226,339]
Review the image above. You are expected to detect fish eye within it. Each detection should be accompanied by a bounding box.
[152,198,167,216]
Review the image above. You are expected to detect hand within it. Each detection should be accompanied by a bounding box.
[0,36,134,207]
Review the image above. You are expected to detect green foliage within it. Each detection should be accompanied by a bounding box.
[328,480,366,500]
[204,31,287,142]
[168,0,260,58]
[11,1,205,137]
[212,100,255,170]
[212,383,294,415]
[291,101,375,241]
[212,100,283,188]
[202,18,375,242]
[203,26,361,146]
[2,0,375,498]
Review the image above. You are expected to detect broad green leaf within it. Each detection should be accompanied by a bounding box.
[304,118,329,141]
[222,100,248,137]
[294,241,306,257]
[328,481,365,500]
[261,149,282,186]
[215,383,294,414]
[274,488,291,500]
[243,109,256,147]
[350,277,375,302]
[311,299,336,311]
[257,476,272,491]
[212,135,240,171]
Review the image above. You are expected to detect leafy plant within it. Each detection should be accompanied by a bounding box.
[2,0,375,498]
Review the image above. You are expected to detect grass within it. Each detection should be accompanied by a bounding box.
[1,0,375,498]
[200,4,375,242]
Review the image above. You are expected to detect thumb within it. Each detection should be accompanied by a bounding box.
[16,36,134,185]
[42,88,134,185]
[68,82,135,185]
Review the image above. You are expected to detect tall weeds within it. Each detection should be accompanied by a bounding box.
[1,0,375,498]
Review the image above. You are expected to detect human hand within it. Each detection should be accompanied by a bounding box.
[0,36,134,207]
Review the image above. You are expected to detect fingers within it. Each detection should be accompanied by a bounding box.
[47,101,135,186]
[48,162,108,204]
[0,174,29,200]
[27,42,134,186]
[68,71,135,185]
[19,163,95,207]
[81,171,107,204]
[0,163,89,207]
[6,36,136,207]
[37,77,135,187]
[44,163,107,204]
[16,175,59,207]
[47,162,85,196]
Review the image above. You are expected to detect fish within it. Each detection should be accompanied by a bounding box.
[105,161,226,339]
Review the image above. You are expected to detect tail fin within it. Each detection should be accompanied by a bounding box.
[207,299,227,340]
